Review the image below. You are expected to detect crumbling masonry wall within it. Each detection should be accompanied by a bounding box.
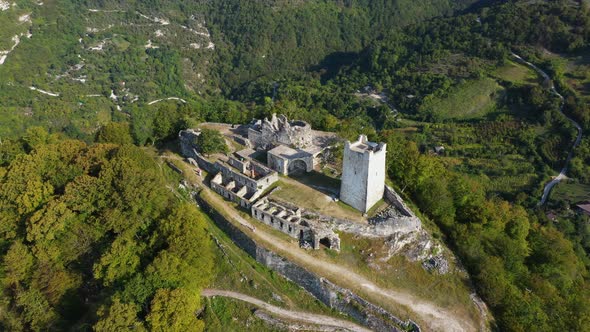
[251,198,341,251]
[248,114,313,150]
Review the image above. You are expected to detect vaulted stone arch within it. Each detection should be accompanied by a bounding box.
[288,159,308,175]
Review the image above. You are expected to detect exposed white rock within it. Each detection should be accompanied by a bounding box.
[72,76,87,83]
[0,35,21,65]
[0,0,11,11]
[206,41,215,49]
[89,40,106,51]
[154,29,164,37]
[145,39,158,49]
[189,43,200,49]
[180,25,210,37]
[18,13,31,23]
[86,25,113,33]
[88,9,122,13]
[154,17,169,25]
[29,86,59,97]
[137,12,169,25]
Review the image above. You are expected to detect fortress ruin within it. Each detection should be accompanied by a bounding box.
[210,155,278,208]
[248,113,313,150]
[179,118,388,251]
[252,197,340,250]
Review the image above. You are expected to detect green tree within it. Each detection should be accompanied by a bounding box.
[147,288,203,332]
[2,241,34,286]
[96,122,133,145]
[197,128,228,155]
[94,298,145,332]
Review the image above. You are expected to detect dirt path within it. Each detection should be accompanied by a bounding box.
[147,97,187,105]
[202,289,372,332]
[200,187,478,331]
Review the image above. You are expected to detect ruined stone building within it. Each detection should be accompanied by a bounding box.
[210,155,278,208]
[340,135,387,213]
[267,145,314,175]
[246,114,318,176]
[248,113,313,150]
[179,120,342,251]
[252,197,340,251]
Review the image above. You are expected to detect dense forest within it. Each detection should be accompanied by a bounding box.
[0,127,213,330]
[1,0,590,331]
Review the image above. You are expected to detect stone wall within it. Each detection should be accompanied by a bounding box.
[267,152,288,174]
[383,186,414,218]
[251,198,341,250]
[196,194,418,332]
[178,129,216,173]
[214,160,277,193]
[248,114,313,150]
[271,197,420,238]
[340,135,387,213]
[211,173,253,208]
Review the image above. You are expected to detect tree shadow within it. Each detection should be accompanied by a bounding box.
[309,51,360,83]
[289,170,341,197]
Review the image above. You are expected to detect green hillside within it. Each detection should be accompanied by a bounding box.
[1,0,590,331]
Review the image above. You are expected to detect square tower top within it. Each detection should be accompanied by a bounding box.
[346,135,386,154]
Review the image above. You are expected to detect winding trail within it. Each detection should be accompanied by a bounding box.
[198,185,478,331]
[29,86,60,97]
[511,53,583,205]
[147,97,187,105]
[202,289,372,332]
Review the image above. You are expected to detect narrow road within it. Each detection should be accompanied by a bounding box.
[200,188,477,331]
[511,53,584,205]
[202,289,372,332]
[147,97,187,105]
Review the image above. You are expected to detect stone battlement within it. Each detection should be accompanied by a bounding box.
[346,135,386,155]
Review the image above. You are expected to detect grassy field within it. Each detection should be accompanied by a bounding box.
[563,52,590,98]
[311,232,479,316]
[492,61,538,84]
[203,297,282,332]
[424,77,504,120]
[550,181,590,205]
[269,175,366,222]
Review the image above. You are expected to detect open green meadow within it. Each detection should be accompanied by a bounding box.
[492,61,538,84]
[421,77,504,120]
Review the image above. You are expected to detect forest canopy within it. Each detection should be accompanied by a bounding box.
[0,128,214,331]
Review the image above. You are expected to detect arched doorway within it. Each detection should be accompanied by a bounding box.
[319,237,332,249]
[288,159,308,175]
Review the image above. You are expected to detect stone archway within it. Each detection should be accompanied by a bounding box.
[288,159,308,175]
[319,237,332,249]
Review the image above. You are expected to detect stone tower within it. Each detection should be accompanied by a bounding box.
[340,135,387,213]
